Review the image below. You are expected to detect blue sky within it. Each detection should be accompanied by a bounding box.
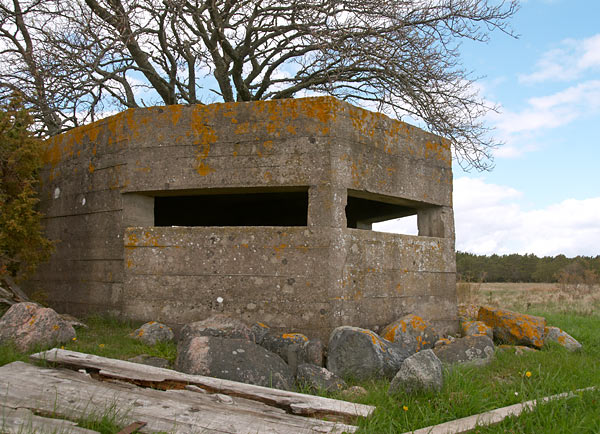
[379,0,600,258]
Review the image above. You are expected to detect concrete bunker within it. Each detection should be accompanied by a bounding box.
[28,97,458,341]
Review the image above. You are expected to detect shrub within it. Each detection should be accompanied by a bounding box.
[0,96,54,280]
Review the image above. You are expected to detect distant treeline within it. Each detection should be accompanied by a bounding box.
[456,252,600,283]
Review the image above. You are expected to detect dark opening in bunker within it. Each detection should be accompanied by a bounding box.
[154,188,308,227]
[346,190,418,233]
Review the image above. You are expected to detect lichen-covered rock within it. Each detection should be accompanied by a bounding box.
[131,321,174,345]
[175,336,294,390]
[461,320,493,339]
[544,326,582,352]
[327,326,411,380]
[478,306,546,348]
[180,314,254,343]
[381,314,439,353]
[434,337,453,348]
[260,332,310,361]
[433,335,495,367]
[296,363,346,393]
[250,322,271,345]
[341,385,368,400]
[388,349,443,395]
[0,302,76,352]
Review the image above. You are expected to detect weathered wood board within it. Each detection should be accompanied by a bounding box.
[31,349,374,421]
[1,361,363,433]
[0,404,99,434]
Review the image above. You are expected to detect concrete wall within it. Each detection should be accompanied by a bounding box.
[27,96,458,339]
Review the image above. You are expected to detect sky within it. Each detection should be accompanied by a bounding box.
[376,0,600,258]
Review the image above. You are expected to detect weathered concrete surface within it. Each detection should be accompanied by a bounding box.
[25,97,457,341]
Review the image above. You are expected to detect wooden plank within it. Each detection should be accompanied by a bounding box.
[31,349,374,421]
[116,421,147,434]
[404,386,597,434]
[0,404,99,433]
[1,362,358,434]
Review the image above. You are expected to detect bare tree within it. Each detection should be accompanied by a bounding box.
[0,0,518,170]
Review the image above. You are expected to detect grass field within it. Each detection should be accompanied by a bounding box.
[1,282,599,433]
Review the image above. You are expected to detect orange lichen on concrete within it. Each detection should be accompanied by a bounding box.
[169,104,183,126]
[190,106,218,176]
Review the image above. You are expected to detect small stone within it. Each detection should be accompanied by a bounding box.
[296,363,347,393]
[131,321,174,346]
[341,386,368,400]
[461,320,493,339]
[434,335,495,367]
[497,345,538,355]
[544,326,582,352]
[388,349,443,395]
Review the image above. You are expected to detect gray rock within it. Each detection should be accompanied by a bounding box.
[0,302,76,352]
[433,335,495,367]
[260,331,310,363]
[389,349,443,395]
[128,354,171,369]
[461,320,493,339]
[250,322,271,345]
[326,326,411,380]
[175,336,294,390]
[381,314,439,353]
[131,321,174,345]
[180,314,254,343]
[341,385,368,400]
[544,326,582,352]
[296,363,347,393]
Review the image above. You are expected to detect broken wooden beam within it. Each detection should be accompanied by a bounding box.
[1,361,360,434]
[31,348,374,422]
[0,404,99,434]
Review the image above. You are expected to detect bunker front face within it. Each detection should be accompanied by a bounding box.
[30,97,458,340]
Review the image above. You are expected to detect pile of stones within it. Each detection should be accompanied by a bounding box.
[0,302,582,397]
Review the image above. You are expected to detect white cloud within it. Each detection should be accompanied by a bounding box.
[453,177,600,257]
[494,80,600,135]
[519,34,600,83]
[374,177,600,257]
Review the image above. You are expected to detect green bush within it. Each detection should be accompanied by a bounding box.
[0,96,54,280]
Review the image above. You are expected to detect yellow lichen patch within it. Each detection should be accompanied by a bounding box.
[257,322,269,328]
[282,333,308,342]
[88,162,95,173]
[383,324,399,342]
[169,104,183,126]
[359,330,387,352]
[235,122,250,135]
[263,171,273,182]
[126,259,133,268]
[273,244,287,253]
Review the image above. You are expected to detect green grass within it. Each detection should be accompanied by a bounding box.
[348,311,600,433]
[1,310,598,433]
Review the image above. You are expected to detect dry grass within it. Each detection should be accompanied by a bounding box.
[458,281,600,315]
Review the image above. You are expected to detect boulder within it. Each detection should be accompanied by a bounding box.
[478,306,546,348]
[381,314,439,353]
[180,314,254,343]
[296,364,347,393]
[131,321,174,345]
[388,349,443,395]
[0,302,76,352]
[175,336,294,390]
[128,354,171,369]
[434,337,453,348]
[259,331,323,372]
[433,335,495,367]
[326,326,410,380]
[544,326,582,352]
[461,320,493,339]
